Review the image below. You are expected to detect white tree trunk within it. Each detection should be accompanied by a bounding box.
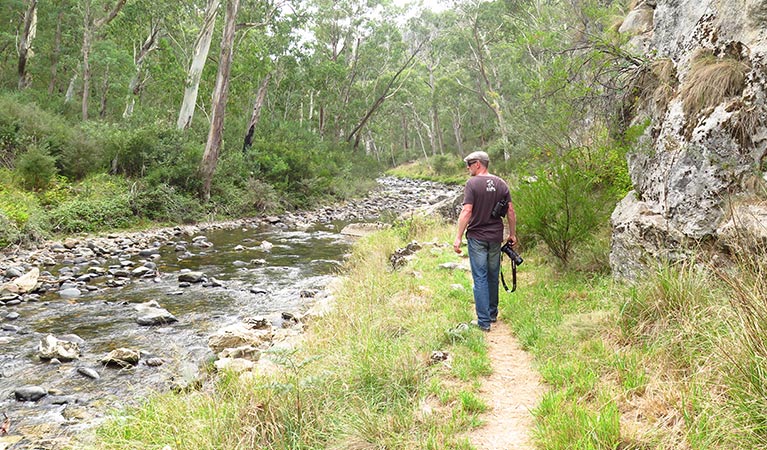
[177,0,221,130]
[242,73,271,151]
[123,24,160,118]
[453,109,464,155]
[200,0,240,200]
[65,70,78,103]
[17,0,38,90]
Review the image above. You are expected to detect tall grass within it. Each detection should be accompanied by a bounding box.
[90,219,767,449]
[717,250,767,448]
[92,218,491,449]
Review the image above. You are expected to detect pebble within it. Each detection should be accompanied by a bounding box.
[77,367,101,380]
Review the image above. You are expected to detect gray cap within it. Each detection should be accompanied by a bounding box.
[463,151,490,162]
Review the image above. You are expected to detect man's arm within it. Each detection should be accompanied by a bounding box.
[506,200,517,246]
[453,204,472,254]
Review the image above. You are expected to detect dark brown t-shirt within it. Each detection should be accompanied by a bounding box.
[463,174,510,242]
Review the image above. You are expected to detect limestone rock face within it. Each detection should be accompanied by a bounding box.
[612,0,767,278]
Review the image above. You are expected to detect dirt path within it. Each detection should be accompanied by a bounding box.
[469,321,545,450]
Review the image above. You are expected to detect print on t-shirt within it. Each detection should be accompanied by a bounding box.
[486,179,496,192]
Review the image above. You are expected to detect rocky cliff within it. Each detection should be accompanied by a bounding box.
[611,0,767,278]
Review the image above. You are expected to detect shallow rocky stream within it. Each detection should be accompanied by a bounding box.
[0,177,462,449]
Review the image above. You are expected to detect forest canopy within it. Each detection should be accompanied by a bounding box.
[0,0,637,247]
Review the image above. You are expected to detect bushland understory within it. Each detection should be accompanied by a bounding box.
[88,216,767,450]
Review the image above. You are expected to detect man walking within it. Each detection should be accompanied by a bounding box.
[453,151,517,331]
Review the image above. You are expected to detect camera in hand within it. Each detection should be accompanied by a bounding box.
[500,241,523,266]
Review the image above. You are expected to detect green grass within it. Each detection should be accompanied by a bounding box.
[87,218,767,449]
[91,217,495,449]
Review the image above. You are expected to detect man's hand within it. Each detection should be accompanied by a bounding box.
[507,234,517,247]
[453,237,462,254]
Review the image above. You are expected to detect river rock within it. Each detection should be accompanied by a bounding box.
[15,385,47,402]
[244,316,270,329]
[4,312,19,320]
[135,300,178,326]
[38,334,81,361]
[219,345,260,360]
[178,271,205,283]
[101,348,140,367]
[145,357,165,367]
[58,288,82,299]
[131,266,154,277]
[208,323,274,353]
[77,367,101,380]
[214,357,256,373]
[59,334,85,344]
[4,267,23,278]
[138,248,160,257]
[109,268,131,278]
[0,267,39,294]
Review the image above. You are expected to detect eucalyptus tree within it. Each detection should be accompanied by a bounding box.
[79,0,128,120]
[113,0,174,118]
[17,0,37,90]
[177,0,221,130]
[45,0,80,96]
[238,0,303,150]
[404,8,455,156]
[305,0,380,139]
[200,0,240,200]
[345,21,425,150]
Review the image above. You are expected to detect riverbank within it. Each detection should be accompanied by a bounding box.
[90,216,497,449]
[0,177,463,449]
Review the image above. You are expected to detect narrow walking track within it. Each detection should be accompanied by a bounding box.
[469,321,545,450]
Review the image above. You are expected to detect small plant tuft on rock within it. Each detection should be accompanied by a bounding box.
[681,50,750,121]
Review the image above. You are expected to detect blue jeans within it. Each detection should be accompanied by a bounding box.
[467,238,501,329]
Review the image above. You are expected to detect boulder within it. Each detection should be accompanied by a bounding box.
[101,348,140,367]
[214,357,256,373]
[38,334,81,361]
[610,0,767,277]
[618,3,655,35]
[0,267,39,294]
[178,271,205,283]
[15,385,47,402]
[77,367,101,380]
[208,323,274,354]
[135,301,178,326]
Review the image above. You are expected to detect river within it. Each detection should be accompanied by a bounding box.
[0,176,462,449]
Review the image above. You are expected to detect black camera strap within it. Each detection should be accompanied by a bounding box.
[500,257,517,293]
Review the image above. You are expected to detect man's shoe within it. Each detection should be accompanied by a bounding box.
[490,317,497,323]
[470,320,491,332]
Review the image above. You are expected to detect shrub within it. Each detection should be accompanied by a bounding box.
[246,124,379,207]
[0,183,49,246]
[143,141,204,195]
[513,163,611,266]
[49,196,134,233]
[16,144,58,191]
[130,182,203,224]
[0,212,21,247]
[47,174,136,233]
[0,92,100,179]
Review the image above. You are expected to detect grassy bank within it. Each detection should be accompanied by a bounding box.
[87,215,767,449]
[91,217,492,449]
